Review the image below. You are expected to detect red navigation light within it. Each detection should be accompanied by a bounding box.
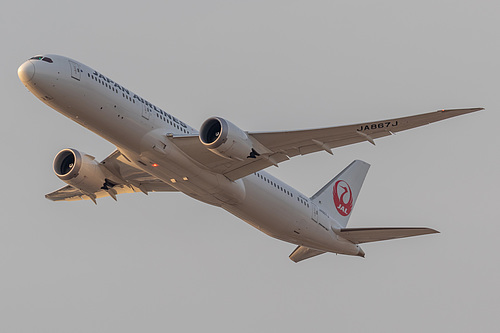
[152,163,159,167]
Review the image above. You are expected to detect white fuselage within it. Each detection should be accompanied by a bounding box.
[19,55,361,256]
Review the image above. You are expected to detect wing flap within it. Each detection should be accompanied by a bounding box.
[336,227,439,244]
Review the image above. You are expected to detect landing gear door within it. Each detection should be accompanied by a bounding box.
[69,61,81,81]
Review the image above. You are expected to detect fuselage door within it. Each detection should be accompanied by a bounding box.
[142,104,151,120]
[68,61,81,81]
[311,202,318,222]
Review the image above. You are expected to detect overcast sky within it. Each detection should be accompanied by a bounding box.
[1,1,499,332]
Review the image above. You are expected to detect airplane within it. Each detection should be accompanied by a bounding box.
[18,54,482,262]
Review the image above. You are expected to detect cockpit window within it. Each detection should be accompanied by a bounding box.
[29,56,53,63]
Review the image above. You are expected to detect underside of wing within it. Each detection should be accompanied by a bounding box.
[336,227,439,244]
[249,108,483,158]
[170,135,286,180]
[171,108,482,181]
[46,150,177,203]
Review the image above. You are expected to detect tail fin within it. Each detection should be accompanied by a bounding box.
[310,160,370,228]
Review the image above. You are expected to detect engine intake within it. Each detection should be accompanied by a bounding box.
[53,148,108,195]
[199,117,258,161]
[54,149,82,180]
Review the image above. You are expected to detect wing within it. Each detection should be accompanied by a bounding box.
[172,108,483,181]
[46,150,177,203]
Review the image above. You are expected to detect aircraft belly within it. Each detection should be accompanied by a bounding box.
[222,176,317,244]
[116,146,246,206]
[219,175,362,255]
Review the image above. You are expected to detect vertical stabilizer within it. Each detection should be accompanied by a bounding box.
[310,160,370,228]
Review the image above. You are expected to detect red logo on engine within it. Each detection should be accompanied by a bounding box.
[333,180,353,216]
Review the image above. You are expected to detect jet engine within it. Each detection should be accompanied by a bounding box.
[199,117,259,161]
[53,148,110,195]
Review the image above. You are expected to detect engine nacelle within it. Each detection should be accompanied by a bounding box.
[53,148,108,195]
[199,117,257,161]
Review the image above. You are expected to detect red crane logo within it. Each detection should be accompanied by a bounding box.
[333,180,353,216]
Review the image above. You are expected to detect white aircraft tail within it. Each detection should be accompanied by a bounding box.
[310,160,370,228]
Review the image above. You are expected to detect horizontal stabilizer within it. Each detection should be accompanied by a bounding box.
[335,227,439,244]
[289,246,326,263]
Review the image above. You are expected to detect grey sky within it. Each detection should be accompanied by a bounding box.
[1,1,499,332]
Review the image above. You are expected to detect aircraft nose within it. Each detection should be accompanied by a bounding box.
[18,60,35,83]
